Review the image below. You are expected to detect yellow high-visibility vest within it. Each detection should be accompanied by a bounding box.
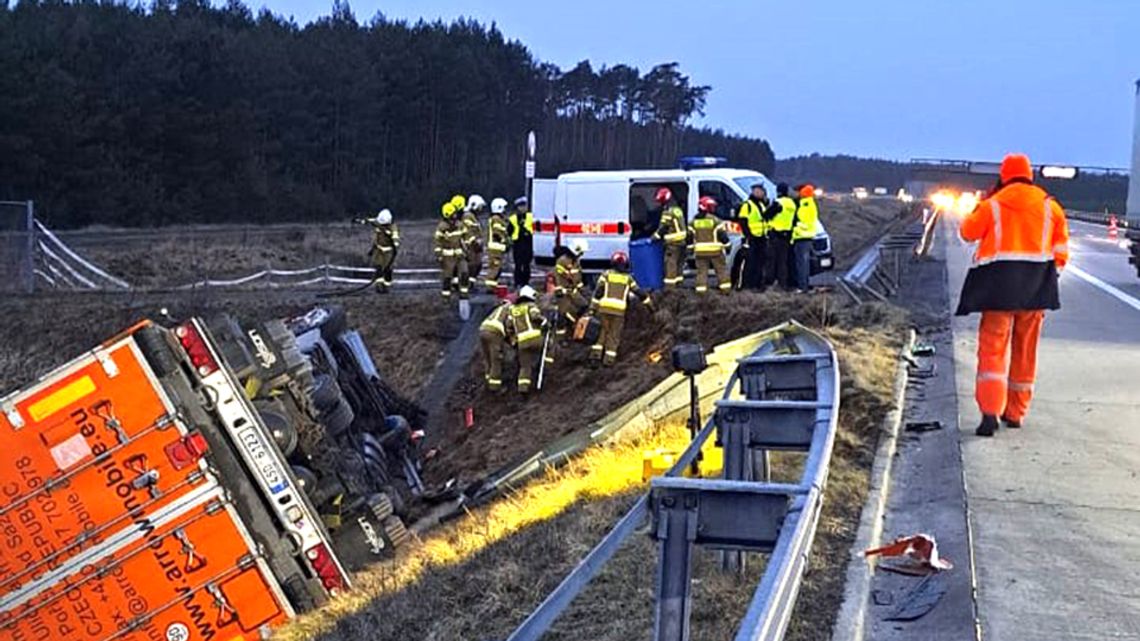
[793,197,819,241]
[738,200,767,237]
[690,216,727,256]
[509,211,534,241]
[771,197,797,232]
[598,271,632,312]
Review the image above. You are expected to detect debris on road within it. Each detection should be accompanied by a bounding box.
[883,574,949,622]
[904,420,943,433]
[865,533,954,575]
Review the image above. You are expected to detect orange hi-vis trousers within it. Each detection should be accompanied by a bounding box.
[975,310,1045,421]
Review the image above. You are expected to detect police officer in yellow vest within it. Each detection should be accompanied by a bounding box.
[588,251,652,366]
[510,285,547,393]
[690,196,732,293]
[737,183,770,290]
[508,196,535,287]
[792,185,820,293]
[651,187,687,288]
[766,182,798,289]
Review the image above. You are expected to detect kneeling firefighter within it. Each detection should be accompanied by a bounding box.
[588,251,652,366]
[510,286,548,394]
[690,196,732,293]
[553,239,589,339]
[479,299,515,392]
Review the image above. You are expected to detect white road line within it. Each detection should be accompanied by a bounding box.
[1067,265,1140,313]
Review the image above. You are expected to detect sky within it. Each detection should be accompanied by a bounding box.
[258,0,1138,167]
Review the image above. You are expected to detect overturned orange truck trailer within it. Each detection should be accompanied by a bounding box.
[0,319,350,641]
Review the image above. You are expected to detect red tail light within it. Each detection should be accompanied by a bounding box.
[175,323,219,377]
[305,543,348,593]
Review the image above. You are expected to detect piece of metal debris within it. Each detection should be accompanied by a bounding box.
[884,574,948,621]
[905,421,943,433]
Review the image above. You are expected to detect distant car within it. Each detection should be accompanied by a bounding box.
[853,187,869,200]
[873,187,888,196]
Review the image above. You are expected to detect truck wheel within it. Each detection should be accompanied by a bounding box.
[310,373,342,412]
[382,515,411,549]
[291,465,319,495]
[136,325,179,378]
[309,474,346,508]
[281,574,319,613]
[259,408,299,458]
[320,397,355,437]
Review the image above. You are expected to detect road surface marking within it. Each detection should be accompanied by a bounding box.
[1067,265,1140,313]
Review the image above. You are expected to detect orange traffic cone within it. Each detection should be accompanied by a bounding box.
[865,533,954,575]
[1109,214,1119,240]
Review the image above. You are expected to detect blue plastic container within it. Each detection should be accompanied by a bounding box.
[629,237,664,291]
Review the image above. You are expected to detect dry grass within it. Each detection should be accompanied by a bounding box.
[275,307,906,641]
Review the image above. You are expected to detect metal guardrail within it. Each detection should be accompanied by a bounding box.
[503,322,840,641]
[838,227,922,305]
[1066,210,1132,229]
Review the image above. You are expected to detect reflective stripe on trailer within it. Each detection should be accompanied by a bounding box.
[534,221,629,235]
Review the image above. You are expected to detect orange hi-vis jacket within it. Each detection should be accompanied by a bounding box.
[956,181,1070,315]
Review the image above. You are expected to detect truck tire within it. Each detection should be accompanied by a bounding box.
[136,325,179,378]
[309,474,346,508]
[382,515,411,549]
[281,573,320,613]
[291,465,319,495]
[310,373,342,412]
[258,406,299,458]
[320,396,355,438]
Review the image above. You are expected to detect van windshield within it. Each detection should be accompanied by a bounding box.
[733,176,772,199]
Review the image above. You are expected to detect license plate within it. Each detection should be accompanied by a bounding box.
[237,426,289,494]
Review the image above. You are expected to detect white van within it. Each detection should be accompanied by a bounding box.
[532,162,834,280]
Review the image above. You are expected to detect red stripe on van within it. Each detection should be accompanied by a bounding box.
[535,220,628,235]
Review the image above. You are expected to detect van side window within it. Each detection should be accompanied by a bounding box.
[629,181,688,240]
[698,180,743,221]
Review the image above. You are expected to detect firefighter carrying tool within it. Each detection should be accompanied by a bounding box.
[588,251,652,366]
[464,194,486,284]
[690,196,732,293]
[357,208,400,292]
[480,299,515,392]
[435,202,470,300]
[553,239,589,339]
[511,286,547,393]
[652,187,688,288]
[485,197,510,288]
[956,153,1070,437]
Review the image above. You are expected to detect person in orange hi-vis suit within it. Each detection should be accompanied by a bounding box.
[956,153,1070,436]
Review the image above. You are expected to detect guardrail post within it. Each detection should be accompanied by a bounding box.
[653,494,697,641]
[23,200,35,294]
[720,419,750,573]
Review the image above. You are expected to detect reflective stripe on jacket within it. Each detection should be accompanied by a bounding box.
[654,205,688,245]
[510,302,545,345]
[461,212,482,247]
[509,211,535,241]
[371,223,400,252]
[689,215,729,257]
[434,220,466,257]
[956,182,1070,315]
[592,270,640,314]
[792,197,819,241]
[480,302,514,337]
[738,200,767,237]
[554,254,582,294]
[486,214,509,253]
[771,197,797,232]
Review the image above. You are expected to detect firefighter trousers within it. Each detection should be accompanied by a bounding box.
[467,248,483,282]
[694,253,730,293]
[976,310,1045,422]
[516,338,541,393]
[556,290,588,337]
[590,312,625,366]
[663,244,686,288]
[439,255,470,299]
[485,250,505,288]
[480,330,506,391]
[372,250,396,290]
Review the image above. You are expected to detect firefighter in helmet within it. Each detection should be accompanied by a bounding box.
[553,239,589,340]
[510,285,547,393]
[689,196,732,294]
[588,251,652,366]
[434,202,469,300]
[484,197,511,289]
[652,187,687,288]
[356,208,400,292]
[479,299,515,393]
[463,194,486,285]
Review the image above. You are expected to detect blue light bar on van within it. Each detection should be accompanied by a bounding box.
[678,156,728,170]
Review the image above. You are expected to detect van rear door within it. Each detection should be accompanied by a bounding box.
[535,177,631,268]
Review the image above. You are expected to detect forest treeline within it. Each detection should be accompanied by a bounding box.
[0,0,775,227]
